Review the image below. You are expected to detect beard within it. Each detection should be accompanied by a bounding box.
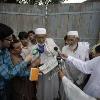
[69,43,78,51]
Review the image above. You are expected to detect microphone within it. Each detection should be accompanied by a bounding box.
[54,47,63,67]
[54,47,62,61]
[32,48,40,61]
[32,48,39,55]
[54,47,58,52]
[54,47,62,99]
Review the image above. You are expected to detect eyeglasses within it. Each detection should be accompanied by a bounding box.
[5,38,13,42]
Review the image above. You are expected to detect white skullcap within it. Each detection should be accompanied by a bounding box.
[67,31,79,37]
[35,28,46,35]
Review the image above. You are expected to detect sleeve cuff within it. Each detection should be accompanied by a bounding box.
[65,56,75,63]
[67,56,74,60]
[62,76,69,82]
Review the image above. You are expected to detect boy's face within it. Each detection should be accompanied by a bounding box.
[29,33,36,41]
[20,38,29,47]
[2,35,13,48]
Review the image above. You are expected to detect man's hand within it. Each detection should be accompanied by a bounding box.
[31,58,41,68]
[60,53,68,60]
[24,55,32,63]
[58,69,65,79]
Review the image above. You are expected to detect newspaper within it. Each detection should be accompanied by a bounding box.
[39,57,58,74]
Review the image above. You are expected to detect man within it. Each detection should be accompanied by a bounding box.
[18,31,32,59]
[34,28,60,100]
[61,44,100,98]
[27,30,36,45]
[18,31,37,60]
[0,23,32,100]
[90,42,100,59]
[62,31,89,88]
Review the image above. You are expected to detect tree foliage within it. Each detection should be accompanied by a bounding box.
[0,0,65,5]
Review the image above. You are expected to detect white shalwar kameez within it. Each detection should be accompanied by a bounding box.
[36,38,60,100]
[62,42,89,84]
[66,56,100,98]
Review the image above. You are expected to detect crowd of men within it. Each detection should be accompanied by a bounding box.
[0,23,100,100]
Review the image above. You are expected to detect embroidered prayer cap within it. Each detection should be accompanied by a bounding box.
[0,23,13,40]
[35,28,46,35]
[67,31,79,37]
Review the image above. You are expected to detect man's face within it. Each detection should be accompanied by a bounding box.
[20,38,29,47]
[28,33,35,41]
[2,35,13,48]
[36,34,47,44]
[67,35,78,46]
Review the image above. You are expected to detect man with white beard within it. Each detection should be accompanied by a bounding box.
[62,31,89,88]
[34,28,60,100]
[60,44,100,99]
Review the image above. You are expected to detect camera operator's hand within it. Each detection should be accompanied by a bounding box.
[58,69,65,79]
[24,55,33,63]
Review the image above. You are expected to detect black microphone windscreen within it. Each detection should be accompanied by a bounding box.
[54,47,58,51]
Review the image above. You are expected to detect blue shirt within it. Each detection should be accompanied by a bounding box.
[0,49,29,89]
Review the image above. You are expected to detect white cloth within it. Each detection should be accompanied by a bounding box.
[67,31,79,37]
[37,38,60,100]
[66,56,100,98]
[62,76,96,100]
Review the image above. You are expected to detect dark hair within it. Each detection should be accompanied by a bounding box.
[18,31,28,40]
[27,30,35,35]
[95,44,100,53]
[0,23,13,40]
[12,34,18,41]
[64,35,68,41]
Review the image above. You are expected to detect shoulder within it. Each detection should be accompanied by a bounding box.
[30,44,37,49]
[78,42,89,50]
[46,38,55,44]
[92,56,100,61]
[46,38,58,47]
[79,42,89,46]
